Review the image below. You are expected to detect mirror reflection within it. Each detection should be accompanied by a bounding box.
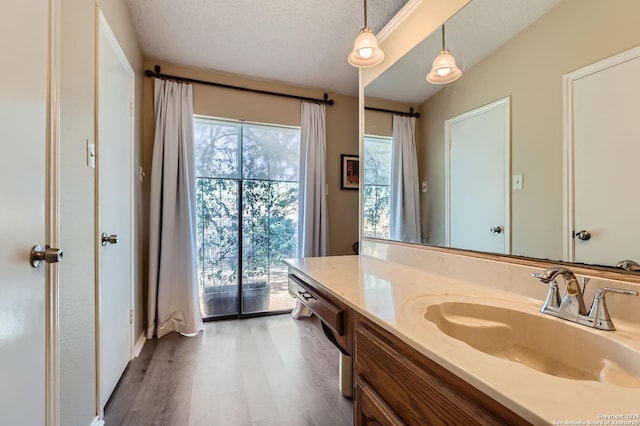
[363,0,640,269]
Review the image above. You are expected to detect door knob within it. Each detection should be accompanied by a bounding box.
[575,230,591,241]
[30,245,63,268]
[101,233,119,246]
[490,226,502,234]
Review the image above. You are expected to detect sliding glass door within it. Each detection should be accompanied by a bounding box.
[195,117,299,319]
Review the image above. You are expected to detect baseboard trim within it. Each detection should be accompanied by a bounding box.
[133,331,146,358]
[90,416,105,426]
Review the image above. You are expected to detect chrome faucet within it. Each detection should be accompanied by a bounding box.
[531,266,638,331]
[531,267,587,317]
[616,259,640,271]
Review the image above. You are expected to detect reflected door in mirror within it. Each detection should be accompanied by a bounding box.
[445,98,510,254]
[570,50,640,265]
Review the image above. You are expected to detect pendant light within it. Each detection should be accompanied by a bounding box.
[348,0,384,68]
[426,25,462,84]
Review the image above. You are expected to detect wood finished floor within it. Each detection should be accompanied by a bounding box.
[104,315,353,426]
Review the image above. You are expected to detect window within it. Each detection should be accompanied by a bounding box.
[363,135,392,239]
[194,117,300,318]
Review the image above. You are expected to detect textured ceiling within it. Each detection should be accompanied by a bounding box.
[126,0,409,96]
[365,0,562,103]
[126,0,564,100]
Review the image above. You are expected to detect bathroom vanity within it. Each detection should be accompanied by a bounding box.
[286,241,640,425]
[354,312,525,424]
[287,1,640,423]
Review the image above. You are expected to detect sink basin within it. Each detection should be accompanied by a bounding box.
[426,301,640,387]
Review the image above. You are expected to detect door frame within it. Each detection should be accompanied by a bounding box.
[47,0,61,424]
[562,45,640,262]
[444,97,511,253]
[94,7,136,417]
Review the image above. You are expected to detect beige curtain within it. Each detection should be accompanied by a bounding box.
[390,114,421,243]
[292,101,328,319]
[147,78,203,338]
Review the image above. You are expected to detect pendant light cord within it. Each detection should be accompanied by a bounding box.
[441,25,445,50]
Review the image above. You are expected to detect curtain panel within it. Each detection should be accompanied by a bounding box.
[147,78,203,338]
[293,101,328,318]
[298,101,329,257]
[390,114,421,243]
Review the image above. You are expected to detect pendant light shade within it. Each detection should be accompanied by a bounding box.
[348,0,384,68]
[427,26,462,84]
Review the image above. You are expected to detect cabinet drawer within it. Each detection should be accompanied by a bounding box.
[355,314,528,425]
[356,376,406,426]
[288,273,344,336]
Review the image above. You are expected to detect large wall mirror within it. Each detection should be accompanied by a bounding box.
[363,0,640,271]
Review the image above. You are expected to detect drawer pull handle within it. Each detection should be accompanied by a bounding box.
[298,290,315,302]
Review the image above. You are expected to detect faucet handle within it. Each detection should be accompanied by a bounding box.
[531,270,556,283]
[588,287,639,331]
[538,279,561,311]
[531,271,545,281]
[593,287,638,298]
[531,266,574,283]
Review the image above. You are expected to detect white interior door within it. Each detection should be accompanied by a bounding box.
[567,48,640,265]
[0,0,51,424]
[445,98,510,254]
[97,11,134,407]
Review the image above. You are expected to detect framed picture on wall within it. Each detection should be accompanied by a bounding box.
[341,154,359,190]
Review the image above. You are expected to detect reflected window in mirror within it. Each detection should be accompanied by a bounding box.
[363,135,392,239]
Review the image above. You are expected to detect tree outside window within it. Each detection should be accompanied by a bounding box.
[194,117,300,316]
[363,135,392,239]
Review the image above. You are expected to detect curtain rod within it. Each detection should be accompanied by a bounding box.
[364,106,420,118]
[145,65,334,105]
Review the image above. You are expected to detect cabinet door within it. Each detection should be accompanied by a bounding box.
[355,314,527,425]
[356,376,406,426]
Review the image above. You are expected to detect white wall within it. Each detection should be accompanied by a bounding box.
[58,0,97,423]
[58,0,143,424]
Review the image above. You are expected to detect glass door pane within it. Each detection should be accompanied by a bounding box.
[363,136,392,239]
[195,118,300,318]
[242,180,298,314]
[241,122,299,314]
[196,178,240,318]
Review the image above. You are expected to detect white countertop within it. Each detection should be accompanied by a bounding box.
[285,254,640,426]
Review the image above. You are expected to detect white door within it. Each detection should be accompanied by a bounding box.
[566,48,640,266]
[0,0,53,424]
[97,11,134,407]
[445,97,510,254]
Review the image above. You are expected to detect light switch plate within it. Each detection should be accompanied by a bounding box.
[512,174,523,190]
[86,139,95,168]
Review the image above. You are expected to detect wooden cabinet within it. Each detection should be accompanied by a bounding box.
[288,270,530,425]
[354,313,530,425]
[356,376,405,426]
